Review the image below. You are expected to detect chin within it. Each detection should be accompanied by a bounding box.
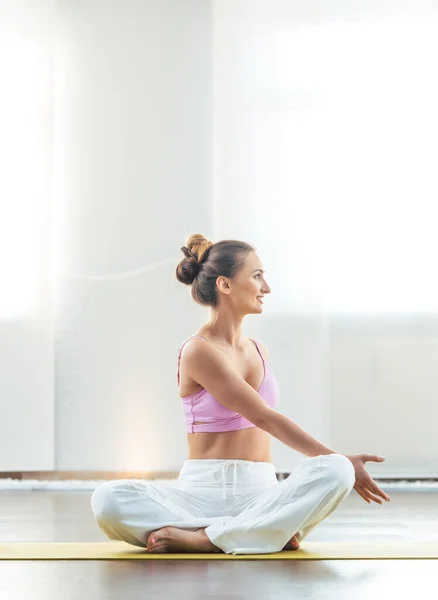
[243,301,264,315]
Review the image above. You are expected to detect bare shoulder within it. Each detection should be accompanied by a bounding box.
[178,338,275,422]
[181,336,235,385]
[179,335,209,359]
[179,335,272,424]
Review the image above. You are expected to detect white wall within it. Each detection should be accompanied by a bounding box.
[211,0,438,477]
[0,0,56,470]
[330,316,438,477]
[2,0,437,478]
[53,0,212,471]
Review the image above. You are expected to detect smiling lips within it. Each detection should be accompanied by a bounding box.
[257,296,264,303]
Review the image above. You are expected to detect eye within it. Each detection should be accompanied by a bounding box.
[255,273,261,279]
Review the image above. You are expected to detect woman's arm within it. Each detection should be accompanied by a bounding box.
[256,410,338,457]
[252,340,337,457]
[183,338,339,457]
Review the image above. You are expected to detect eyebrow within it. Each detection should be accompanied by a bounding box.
[253,269,265,274]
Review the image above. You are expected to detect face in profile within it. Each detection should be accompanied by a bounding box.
[219,251,271,315]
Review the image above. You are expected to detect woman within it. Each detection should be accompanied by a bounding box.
[91,234,390,555]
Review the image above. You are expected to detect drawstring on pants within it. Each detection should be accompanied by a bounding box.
[212,461,240,500]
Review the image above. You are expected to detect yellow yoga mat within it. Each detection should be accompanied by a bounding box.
[1,541,437,560]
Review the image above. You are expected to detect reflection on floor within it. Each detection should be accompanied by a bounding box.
[0,489,437,599]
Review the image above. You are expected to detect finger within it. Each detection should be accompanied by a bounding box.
[364,454,385,463]
[362,487,387,505]
[369,482,391,502]
[353,485,371,504]
[355,484,383,505]
[364,476,391,501]
[366,491,383,504]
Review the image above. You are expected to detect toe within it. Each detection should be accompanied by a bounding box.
[147,531,159,551]
[283,536,300,551]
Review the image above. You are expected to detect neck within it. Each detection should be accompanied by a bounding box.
[205,308,246,348]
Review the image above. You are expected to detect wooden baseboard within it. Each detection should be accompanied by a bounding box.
[3,472,432,483]
[0,471,180,481]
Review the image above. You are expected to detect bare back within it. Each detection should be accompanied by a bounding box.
[179,330,273,463]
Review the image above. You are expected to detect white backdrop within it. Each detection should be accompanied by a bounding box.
[1,0,437,476]
[0,0,56,470]
[213,0,438,475]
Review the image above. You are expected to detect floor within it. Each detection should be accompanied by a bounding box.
[0,488,437,599]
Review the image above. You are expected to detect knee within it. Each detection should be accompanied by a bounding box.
[91,480,122,525]
[91,480,132,524]
[323,454,355,490]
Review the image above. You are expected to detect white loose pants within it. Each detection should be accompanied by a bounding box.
[91,453,355,555]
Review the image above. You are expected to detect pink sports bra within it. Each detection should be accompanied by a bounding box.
[177,336,280,433]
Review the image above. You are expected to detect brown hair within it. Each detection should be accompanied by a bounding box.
[176,233,254,306]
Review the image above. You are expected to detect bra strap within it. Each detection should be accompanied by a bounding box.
[177,336,208,384]
[250,338,266,363]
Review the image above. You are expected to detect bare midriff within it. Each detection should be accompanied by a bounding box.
[187,424,272,463]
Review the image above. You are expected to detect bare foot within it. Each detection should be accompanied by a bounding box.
[147,527,223,554]
[283,533,300,551]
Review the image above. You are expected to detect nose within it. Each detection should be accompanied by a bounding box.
[262,281,271,294]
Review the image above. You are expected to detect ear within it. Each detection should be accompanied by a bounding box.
[216,276,232,295]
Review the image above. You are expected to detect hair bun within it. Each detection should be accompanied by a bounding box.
[176,236,255,303]
[175,234,213,286]
[186,234,213,264]
[181,246,197,262]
